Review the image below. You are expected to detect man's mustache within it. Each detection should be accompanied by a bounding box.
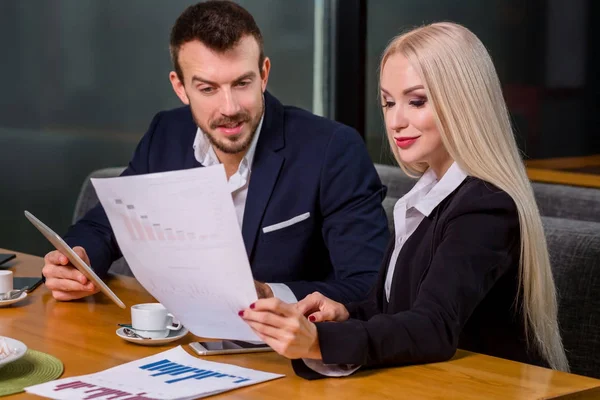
[210,113,251,130]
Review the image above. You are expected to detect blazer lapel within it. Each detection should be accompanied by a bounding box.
[184,154,202,169]
[241,92,285,260]
[388,215,434,310]
[182,108,203,170]
[377,239,395,313]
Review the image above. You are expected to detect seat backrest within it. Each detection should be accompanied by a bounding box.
[72,167,132,276]
[73,167,127,224]
[532,182,600,223]
[375,163,416,232]
[543,216,600,378]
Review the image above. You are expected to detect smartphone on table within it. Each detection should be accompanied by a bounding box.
[189,340,273,356]
[0,253,16,267]
[13,277,44,293]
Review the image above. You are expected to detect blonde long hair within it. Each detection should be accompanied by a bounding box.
[381,22,568,371]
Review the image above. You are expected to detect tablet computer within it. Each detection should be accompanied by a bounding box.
[24,210,126,309]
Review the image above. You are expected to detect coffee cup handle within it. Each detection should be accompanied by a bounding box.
[166,313,182,331]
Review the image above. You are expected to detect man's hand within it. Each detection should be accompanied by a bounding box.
[254,280,274,299]
[42,247,100,301]
[296,291,350,323]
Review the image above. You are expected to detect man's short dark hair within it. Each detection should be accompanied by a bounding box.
[170,0,265,82]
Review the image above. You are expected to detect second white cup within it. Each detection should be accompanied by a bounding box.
[130,303,182,339]
[0,270,13,294]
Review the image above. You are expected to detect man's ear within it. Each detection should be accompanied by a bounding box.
[169,71,190,105]
[260,57,271,93]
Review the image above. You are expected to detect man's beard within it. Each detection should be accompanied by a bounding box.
[194,98,264,155]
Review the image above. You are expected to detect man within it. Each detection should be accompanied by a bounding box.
[42,0,389,304]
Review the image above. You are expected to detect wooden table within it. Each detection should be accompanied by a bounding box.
[1,249,599,399]
[526,155,600,189]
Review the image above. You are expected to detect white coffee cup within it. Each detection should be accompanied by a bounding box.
[131,303,182,339]
[0,270,13,294]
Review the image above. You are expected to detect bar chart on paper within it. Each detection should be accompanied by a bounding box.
[113,199,216,243]
[26,346,284,400]
[92,166,232,250]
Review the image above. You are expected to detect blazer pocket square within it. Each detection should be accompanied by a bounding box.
[262,212,311,233]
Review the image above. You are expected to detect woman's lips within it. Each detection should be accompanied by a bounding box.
[394,136,419,149]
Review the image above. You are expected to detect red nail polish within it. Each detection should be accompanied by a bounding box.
[309,315,316,322]
[250,303,255,309]
[238,310,244,317]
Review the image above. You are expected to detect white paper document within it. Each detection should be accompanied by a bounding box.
[91,165,259,341]
[26,346,284,399]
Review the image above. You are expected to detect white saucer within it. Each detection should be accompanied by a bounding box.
[0,336,27,369]
[116,327,189,346]
[0,292,27,307]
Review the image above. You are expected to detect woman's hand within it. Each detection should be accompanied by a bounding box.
[239,298,322,360]
[296,292,350,323]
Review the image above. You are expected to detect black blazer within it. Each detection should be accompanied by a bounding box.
[294,177,547,379]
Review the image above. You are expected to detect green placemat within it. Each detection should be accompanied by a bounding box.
[0,349,63,396]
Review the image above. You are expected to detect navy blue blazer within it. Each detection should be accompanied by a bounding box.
[64,91,390,303]
[293,178,547,379]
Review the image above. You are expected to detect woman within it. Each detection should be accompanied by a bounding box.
[238,22,569,378]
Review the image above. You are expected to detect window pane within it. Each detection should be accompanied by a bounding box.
[366,0,599,171]
[0,0,316,255]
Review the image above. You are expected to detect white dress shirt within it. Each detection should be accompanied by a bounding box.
[385,162,467,300]
[192,114,298,304]
[304,162,468,377]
